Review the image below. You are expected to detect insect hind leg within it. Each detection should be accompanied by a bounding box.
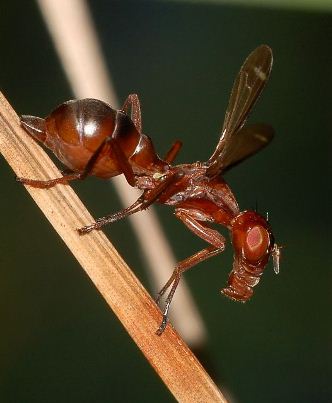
[156,245,222,335]
[156,208,226,335]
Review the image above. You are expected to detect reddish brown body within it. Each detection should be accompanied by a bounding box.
[19,45,280,335]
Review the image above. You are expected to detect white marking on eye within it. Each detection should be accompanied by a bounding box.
[254,67,266,81]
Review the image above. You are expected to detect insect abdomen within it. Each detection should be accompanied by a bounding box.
[44,99,141,177]
[221,267,260,302]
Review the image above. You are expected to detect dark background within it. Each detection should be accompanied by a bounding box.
[0,1,330,402]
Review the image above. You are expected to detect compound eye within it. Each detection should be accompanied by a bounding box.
[244,225,270,262]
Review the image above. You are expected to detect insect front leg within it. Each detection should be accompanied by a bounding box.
[156,208,226,335]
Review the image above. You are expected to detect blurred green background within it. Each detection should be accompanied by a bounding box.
[0,1,330,402]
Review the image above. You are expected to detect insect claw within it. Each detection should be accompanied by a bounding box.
[15,176,44,187]
[15,176,36,185]
[155,294,162,306]
[77,224,95,235]
[156,316,168,336]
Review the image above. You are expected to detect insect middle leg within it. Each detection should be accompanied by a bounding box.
[78,171,183,234]
[156,208,226,335]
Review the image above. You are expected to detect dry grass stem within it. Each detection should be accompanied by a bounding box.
[0,92,226,402]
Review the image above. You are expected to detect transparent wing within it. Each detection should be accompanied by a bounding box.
[221,123,274,172]
[207,45,273,176]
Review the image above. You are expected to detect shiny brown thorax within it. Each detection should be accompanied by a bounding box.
[157,164,239,226]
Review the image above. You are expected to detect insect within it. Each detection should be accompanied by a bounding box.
[18,45,280,335]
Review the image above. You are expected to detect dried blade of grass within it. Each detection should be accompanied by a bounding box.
[0,93,226,402]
